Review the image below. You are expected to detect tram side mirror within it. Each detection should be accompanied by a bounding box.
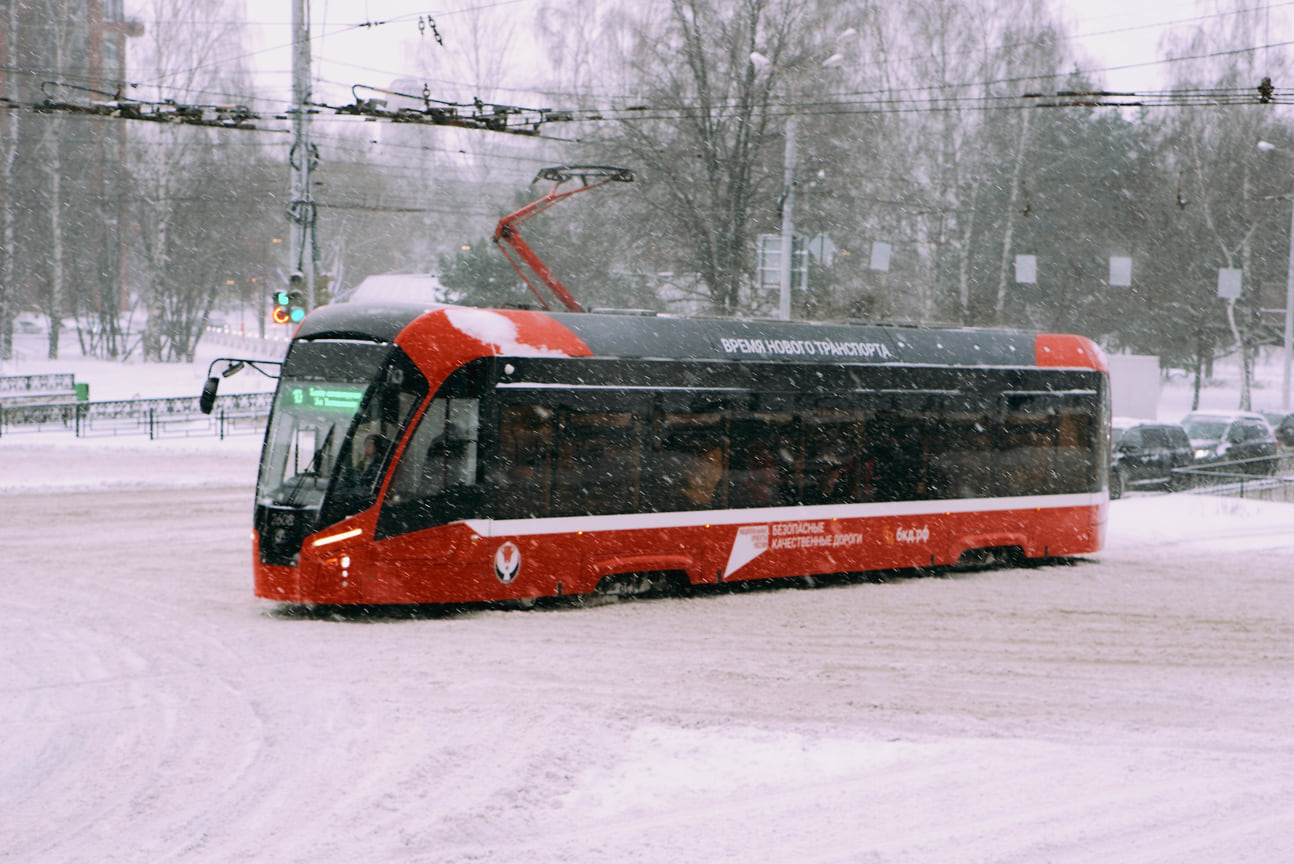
[200,377,220,414]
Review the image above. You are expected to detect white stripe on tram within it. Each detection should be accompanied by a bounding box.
[459,492,1103,538]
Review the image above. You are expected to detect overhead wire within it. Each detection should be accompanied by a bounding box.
[60,0,1286,114]
[6,2,1294,162]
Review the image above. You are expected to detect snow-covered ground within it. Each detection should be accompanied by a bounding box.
[3,332,1294,862]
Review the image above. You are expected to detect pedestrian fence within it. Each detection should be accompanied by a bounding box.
[1172,454,1294,504]
[0,391,273,440]
[0,372,80,405]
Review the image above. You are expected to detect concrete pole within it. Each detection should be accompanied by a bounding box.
[778,116,798,321]
[291,0,316,311]
[1283,185,1294,411]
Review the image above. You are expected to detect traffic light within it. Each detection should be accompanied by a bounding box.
[270,288,306,324]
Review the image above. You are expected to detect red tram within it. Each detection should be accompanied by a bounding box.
[229,303,1109,605]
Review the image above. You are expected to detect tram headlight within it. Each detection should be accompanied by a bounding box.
[311,527,363,548]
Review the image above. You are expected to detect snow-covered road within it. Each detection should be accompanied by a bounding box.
[3,442,1293,862]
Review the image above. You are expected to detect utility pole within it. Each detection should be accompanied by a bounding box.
[778,115,797,321]
[290,0,317,311]
[1258,141,1294,411]
[1282,177,1294,411]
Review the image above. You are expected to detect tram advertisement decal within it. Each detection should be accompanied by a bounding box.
[724,519,936,579]
[725,520,879,578]
[719,337,895,360]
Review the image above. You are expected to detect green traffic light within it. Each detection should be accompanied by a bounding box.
[289,307,306,323]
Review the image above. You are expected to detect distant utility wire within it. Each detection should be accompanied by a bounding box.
[2,81,273,130]
[314,83,565,136]
[3,74,1291,139]
[111,0,1294,110]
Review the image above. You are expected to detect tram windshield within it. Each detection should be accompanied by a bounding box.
[259,379,369,508]
[256,341,426,516]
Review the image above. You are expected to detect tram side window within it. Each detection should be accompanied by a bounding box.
[1053,405,1097,492]
[865,415,928,502]
[320,393,430,528]
[927,413,994,499]
[727,416,797,508]
[344,391,420,491]
[995,396,1096,496]
[330,387,424,513]
[644,411,728,512]
[550,410,643,517]
[445,399,480,487]
[381,397,480,530]
[495,404,555,519]
[802,411,869,504]
[996,419,1054,496]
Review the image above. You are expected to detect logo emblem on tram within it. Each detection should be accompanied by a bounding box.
[494,541,522,584]
[883,524,930,545]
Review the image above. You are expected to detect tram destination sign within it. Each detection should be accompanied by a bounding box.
[289,384,365,413]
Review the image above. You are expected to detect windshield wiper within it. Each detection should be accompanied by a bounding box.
[282,425,335,506]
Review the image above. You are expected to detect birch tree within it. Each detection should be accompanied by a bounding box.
[1156,1,1292,409]
[24,2,88,359]
[131,0,257,361]
[0,0,21,362]
[580,0,842,314]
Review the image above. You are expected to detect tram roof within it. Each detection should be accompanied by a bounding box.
[295,302,1102,370]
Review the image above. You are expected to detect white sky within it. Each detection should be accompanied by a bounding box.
[233,0,551,109]
[1055,0,1292,93]
[1057,0,1191,92]
[113,1,1292,112]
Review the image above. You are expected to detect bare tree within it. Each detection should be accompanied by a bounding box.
[23,2,90,359]
[130,0,256,361]
[914,0,1070,325]
[0,0,21,362]
[1157,1,1292,409]
[575,0,834,314]
[863,0,989,323]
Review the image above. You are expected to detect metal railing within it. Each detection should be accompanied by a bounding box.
[0,373,78,405]
[0,372,75,395]
[1172,453,1294,503]
[0,391,273,440]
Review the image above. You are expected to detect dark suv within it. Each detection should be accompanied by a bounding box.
[1109,419,1194,499]
[1267,412,1294,448]
[1181,411,1279,476]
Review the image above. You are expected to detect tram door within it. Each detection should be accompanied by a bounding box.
[368,396,490,601]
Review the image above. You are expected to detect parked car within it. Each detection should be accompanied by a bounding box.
[1267,412,1294,449]
[1181,410,1279,476]
[1109,418,1194,499]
